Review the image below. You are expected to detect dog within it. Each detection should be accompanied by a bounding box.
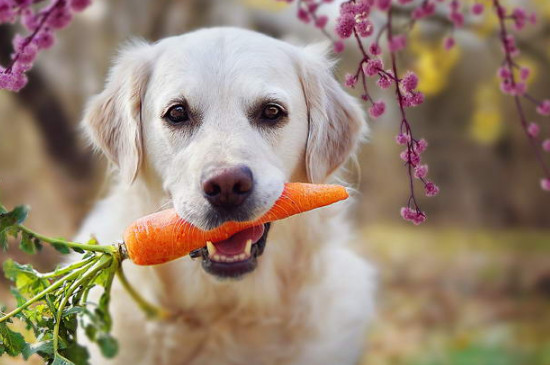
[75,27,376,365]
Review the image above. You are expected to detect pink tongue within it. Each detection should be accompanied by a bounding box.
[212,225,265,256]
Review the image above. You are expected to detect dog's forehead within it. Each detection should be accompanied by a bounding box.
[149,28,302,105]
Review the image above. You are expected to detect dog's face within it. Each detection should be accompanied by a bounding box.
[84,28,365,279]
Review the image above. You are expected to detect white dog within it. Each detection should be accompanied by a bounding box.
[75,27,376,365]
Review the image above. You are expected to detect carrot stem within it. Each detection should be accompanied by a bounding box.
[115,265,171,320]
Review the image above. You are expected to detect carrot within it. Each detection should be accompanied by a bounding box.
[123,183,348,265]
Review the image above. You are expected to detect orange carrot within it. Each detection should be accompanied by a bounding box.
[123,183,348,266]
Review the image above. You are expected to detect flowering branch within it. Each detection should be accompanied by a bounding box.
[283,0,550,223]
[0,0,91,91]
[492,0,550,191]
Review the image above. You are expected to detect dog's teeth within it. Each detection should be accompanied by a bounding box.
[245,239,252,256]
[238,253,246,260]
[206,241,216,256]
[212,254,221,261]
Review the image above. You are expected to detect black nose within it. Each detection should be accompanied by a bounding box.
[201,165,253,209]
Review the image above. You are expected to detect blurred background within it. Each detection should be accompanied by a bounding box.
[1,0,549,364]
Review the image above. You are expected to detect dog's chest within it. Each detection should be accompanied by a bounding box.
[140,297,314,365]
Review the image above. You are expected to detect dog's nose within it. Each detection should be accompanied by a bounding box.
[202,165,253,209]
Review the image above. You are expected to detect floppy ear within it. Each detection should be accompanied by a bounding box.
[83,40,153,183]
[298,43,367,183]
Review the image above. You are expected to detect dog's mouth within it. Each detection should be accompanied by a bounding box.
[189,223,271,279]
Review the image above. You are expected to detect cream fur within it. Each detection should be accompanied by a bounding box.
[76,27,376,365]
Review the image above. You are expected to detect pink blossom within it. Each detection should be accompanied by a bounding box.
[297,8,310,23]
[536,100,550,116]
[512,7,527,30]
[16,44,37,64]
[500,79,514,95]
[353,0,372,15]
[333,40,345,53]
[400,207,426,225]
[344,73,357,88]
[541,178,550,191]
[514,82,526,96]
[527,122,540,138]
[362,58,383,77]
[411,1,435,19]
[369,42,381,56]
[335,13,355,38]
[519,67,530,81]
[403,92,424,107]
[449,12,464,27]
[369,100,386,118]
[356,19,373,37]
[0,2,15,23]
[414,164,428,179]
[443,36,455,51]
[377,75,392,89]
[376,0,391,11]
[315,15,328,28]
[424,181,440,197]
[396,133,411,145]
[401,71,418,92]
[400,149,421,166]
[21,8,39,30]
[472,3,484,15]
[389,35,406,52]
[0,72,28,92]
[415,138,428,154]
[542,139,550,152]
[308,3,319,12]
[70,0,92,12]
[47,5,73,29]
[498,66,512,79]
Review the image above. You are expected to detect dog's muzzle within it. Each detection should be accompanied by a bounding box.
[189,223,271,279]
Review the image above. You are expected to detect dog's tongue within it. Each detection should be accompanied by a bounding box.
[212,225,265,255]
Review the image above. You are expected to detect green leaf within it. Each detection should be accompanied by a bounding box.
[19,231,38,254]
[0,230,7,251]
[12,205,29,224]
[22,340,55,359]
[61,343,90,365]
[86,236,99,246]
[3,259,47,297]
[97,334,118,358]
[0,321,26,356]
[72,247,85,254]
[53,352,77,365]
[62,307,85,317]
[52,242,71,255]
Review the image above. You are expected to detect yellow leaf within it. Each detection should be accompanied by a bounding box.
[409,35,461,96]
[469,83,503,145]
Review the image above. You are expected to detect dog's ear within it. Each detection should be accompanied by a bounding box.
[83,40,153,183]
[298,43,367,183]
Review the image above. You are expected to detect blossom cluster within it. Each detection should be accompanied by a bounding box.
[0,0,91,91]
[285,0,549,224]
[290,0,443,224]
[491,0,550,192]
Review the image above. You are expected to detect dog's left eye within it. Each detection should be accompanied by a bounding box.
[165,105,189,125]
[260,104,285,122]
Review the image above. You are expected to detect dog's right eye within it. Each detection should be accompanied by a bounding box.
[164,105,189,125]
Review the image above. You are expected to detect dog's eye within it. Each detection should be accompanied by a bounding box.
[260,104,285,123]
[165,105,189,125]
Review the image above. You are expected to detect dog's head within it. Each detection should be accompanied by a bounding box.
[84,28,365,279]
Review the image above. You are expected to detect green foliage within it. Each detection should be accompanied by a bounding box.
[0,204,122,365]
